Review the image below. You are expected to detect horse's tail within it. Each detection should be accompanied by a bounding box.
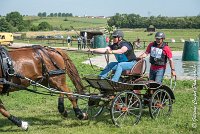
[56,48,85,94]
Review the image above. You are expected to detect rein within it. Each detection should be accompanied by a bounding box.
[0,77,55,96]
[87,50,98,71]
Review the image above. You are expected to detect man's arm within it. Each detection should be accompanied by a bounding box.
[90,47,111,53]
[111,46,128,54]
[139,52,148,59]
[169,58,176,76]
[138,43,151,59]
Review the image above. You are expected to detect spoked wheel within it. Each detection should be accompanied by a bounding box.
[110,91,142,127]
[78,96,104,118]
[149,89,172,119]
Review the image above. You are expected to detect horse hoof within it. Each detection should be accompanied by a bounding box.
[82,113,88,120]
[77,113,88,120]
[58,105,65,114]
[21,121,28,131]
[62,110,68,118]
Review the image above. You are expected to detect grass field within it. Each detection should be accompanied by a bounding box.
[24,16,108,30]
[0,51,199,134]
[15,28,200,51]
[16,16,200,51]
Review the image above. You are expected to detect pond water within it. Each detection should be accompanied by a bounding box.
[145,56,200,79]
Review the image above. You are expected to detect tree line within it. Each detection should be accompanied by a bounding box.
[0,12,53,32]
[38,12,73,17]
[107,13,200,29]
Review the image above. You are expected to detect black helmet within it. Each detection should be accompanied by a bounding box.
[112,30,124,38]
[155,32,165,39]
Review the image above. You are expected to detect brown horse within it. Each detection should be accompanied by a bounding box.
[0,45,86,130]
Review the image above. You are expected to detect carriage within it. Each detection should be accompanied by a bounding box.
[0,45,176,130]
[79,58,176,127]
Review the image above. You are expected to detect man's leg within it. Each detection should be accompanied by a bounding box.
[155,69,165,84]
[149,69,156,81]
[112,61,136,82]
[99,62,118,79]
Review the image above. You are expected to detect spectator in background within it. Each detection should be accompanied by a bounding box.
[77,36,82,50]
[134,38,141,49]
[90,36,94,48]
[82,36,86,49]
[67,35,71,49]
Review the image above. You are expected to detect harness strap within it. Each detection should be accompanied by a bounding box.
[0,78,55,96]
[0,46,15,94]
[32,45,66,76]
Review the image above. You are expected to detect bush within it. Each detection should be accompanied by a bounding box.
[38,21,52,31]
[0,18,15,32]
[30,25,38,31]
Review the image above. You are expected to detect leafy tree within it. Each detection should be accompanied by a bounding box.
[54,13,58,17]
[17,20,31,31]
[108,13,200,29]
[42,12,47,17]
[0,18,14,32]
[49,13,54,17]
[38,12,42,17]
[5,11,23,27]
[62,13,66,17]
[58,12,62,17]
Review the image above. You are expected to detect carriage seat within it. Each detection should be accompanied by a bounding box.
[122,58,147,77]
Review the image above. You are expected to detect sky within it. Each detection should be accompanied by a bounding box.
[0,0,200,17]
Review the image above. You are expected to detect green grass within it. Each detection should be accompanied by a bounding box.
[19,16,200,51]
[0,51,199,134]
[124,29,200,51]
[15,28,200,51]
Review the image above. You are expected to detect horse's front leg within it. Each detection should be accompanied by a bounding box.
[0,99,28,130]
[58,84,87,120]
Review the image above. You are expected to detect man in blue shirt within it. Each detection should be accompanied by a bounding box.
[91,30,137,82]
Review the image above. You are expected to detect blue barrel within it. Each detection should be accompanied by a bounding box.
[182,41,199,61]
[93,35,107,48]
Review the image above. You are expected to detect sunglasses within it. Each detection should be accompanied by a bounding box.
[112,36,118,38]
[156,38,162,40]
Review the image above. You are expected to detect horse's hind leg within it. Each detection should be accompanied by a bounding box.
[67,94,88,120]
[57,84,87,120]
[0,99,29,130]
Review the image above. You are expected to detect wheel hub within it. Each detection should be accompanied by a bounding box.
[121,106,128,112]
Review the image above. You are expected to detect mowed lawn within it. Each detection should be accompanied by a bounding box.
[0,51,199,134]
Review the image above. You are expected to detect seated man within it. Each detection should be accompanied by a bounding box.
[91,30,137,82]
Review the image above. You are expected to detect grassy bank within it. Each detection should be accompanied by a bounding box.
[0,51,199,134]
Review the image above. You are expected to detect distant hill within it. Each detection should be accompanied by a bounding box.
[24,16,108,31]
